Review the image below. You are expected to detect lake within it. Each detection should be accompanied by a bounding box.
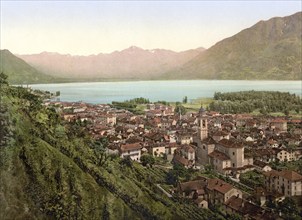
[29,80,302,104]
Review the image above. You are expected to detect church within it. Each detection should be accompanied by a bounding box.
[195,108,254,178]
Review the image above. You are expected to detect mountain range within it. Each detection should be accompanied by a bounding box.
[18,47,205,80]
[1,12,301,83]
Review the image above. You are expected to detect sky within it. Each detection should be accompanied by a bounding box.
[1,1,301,55]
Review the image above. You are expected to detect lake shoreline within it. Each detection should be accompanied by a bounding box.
[29,80,302,104]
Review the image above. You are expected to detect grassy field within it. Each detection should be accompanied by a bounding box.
[251,110,301,118]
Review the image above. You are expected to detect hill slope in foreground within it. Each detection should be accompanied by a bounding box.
[164,12,302,80]
[0,75,215,219]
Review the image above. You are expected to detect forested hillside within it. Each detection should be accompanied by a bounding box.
[164,12,302,80]
[0,73,217,219]
[208,91,302,114]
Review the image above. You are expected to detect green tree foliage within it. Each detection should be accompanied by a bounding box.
[140,154,155,167]
[156,100,169,105]
[277,197,300,219]
[166,164,189,186]
[183,96,188,104]
[210,91,301,114]
[0,72,9,86]
[175,103,187,115]
[119,156,133,169]
[92,138,109,166]
[127,97,150,104]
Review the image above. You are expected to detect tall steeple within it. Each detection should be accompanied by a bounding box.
[199,106,208,141]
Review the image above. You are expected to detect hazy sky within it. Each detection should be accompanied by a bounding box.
[1,1,301,55]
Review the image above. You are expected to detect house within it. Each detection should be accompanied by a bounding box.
[276,149,300,162]
[223,195,271,220]
[264,169,302,197]
[208,150,231,174]
[149,143,166,157]
[173,144,196,168]
[119,143,142,161]
[172,154,194,168]
[252,148,277,163]
[165,143,180,155]
[270,119,287,132]
[97,113,116,126]
[176,177,242,209]
[178,132,193,145]
[212,130,230,142]
[176,177,208,208]
[207,178,242,205]
[180,144,196,162]
[253,160,272,172]
[177,177,208,199]
[254,187,285,206]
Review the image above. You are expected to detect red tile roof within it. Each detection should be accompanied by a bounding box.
[120,143,142,152]
[208,150,230,161]
[279,170,302,181]
[263,169,302,182]
[218,139,244,148]
[207,178,233,194]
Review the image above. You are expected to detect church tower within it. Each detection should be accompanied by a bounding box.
[199,107,208,141]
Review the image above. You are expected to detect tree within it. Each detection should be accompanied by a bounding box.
[140,154,155,167]
[166,170,179,186]
[93,139,109,166]
[284,108,289,116]
[0,72,8,86]
[119,156,133,168]
[175,104,186,115]
[182,96,188,104]
[277,197,299,218]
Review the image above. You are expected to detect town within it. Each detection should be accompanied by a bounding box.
[46,99,302,219]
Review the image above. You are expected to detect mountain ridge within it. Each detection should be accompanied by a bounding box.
[163,12,302,80]
[18,47,205,79]
[0,49,56,84]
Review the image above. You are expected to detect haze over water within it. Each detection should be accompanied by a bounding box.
[30,80,302,104]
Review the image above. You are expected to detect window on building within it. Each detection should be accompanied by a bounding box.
[233,163,235,167]
[232,152,235,156]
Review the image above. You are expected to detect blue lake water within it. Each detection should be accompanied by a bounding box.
[29,80,302,104]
